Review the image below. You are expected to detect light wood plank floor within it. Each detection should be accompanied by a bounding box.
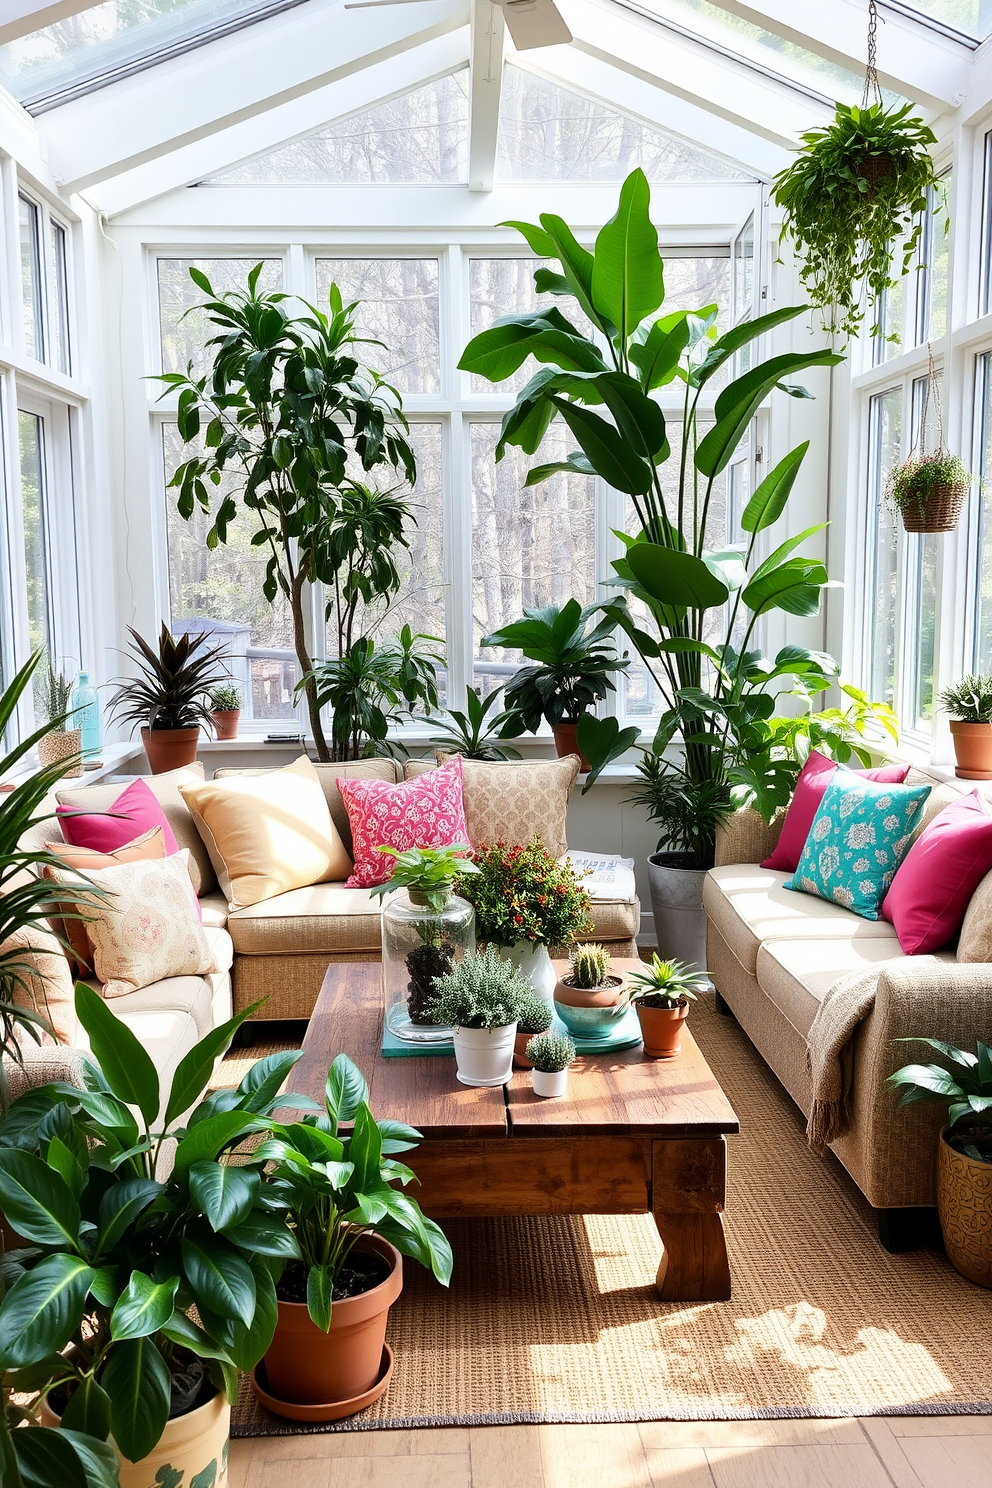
[228,1417,992,1488]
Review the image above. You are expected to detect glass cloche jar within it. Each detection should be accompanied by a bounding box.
[381,888,475,1044]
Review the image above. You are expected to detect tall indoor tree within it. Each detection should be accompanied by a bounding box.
[157,267,419,760]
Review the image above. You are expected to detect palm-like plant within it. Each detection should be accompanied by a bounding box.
[305,626,443,761]
[428,687,521,761]
[626,954,710,1009]
[108,624,229,735]
[481,600,628,731]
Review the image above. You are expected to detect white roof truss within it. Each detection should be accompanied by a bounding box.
[468,0,505,192]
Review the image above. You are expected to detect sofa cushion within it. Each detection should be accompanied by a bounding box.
[406,756,579,858]
[104,973,216,1038]
[761,749,910,873]
[584,897,640,942]
[213,760,399,858]
[882,790,992,953]
[198,894,230,930]
[227,882,384,955]
[0,921,76,1044]
[704,863,897,978]
[339,758,470,889]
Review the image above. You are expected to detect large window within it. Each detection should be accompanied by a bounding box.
[18,190,73,373]
[314,259,440,395]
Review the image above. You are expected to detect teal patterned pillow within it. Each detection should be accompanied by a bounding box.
[784,774,931,921]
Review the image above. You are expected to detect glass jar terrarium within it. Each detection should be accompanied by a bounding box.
[382,888,475,1043]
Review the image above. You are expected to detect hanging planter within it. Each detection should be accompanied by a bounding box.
[886,353,971,534]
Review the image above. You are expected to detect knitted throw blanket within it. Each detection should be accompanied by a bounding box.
[805,965,883,1153]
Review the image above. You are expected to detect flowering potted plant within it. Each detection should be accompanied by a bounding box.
[458,837,591,1000]
[626,954,710,1059]
[526,1032,576,1099]
[428,946,535,1086]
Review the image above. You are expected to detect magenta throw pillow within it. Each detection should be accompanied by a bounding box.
[58,778,180,857]
[882,790,992,953]
[761,750,910,873]
[338,757,471,889]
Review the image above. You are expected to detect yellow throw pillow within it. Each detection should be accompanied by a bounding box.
[47,853,216,999]
[177,755,352,909]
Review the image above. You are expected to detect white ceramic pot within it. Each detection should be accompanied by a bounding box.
[452,1023,516,1086]
[503,941,557,1002]
[41,1384,229,1488]
[532,1068,568,1098]
[646,853,709,975]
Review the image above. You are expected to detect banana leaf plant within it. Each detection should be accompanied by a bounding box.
[458,168,849,868]
[0,985,312,1477]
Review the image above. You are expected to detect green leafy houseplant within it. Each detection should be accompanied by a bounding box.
[938,675,992,723]
[109,624,228,735]
[481,600,628,736]
[370,844,478,914]
[888,1038,992,1161]
[525,1033,576,1073]
[458,839,591,947]
[0,984,297,1475]
[428,687,522,761]
[458,167,848,872]
[305,625,443,762]
[626,955,708,1011]
[428,946,535,1029]
[887,451,970,534]
[771,101,941,341]
[157,267,419,761]
[209,681,242,712]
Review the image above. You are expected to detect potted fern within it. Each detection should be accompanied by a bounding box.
[553,943,627,1037]
[36,657,81,776]
[526,1032,576,1099]
[626,955,710,1059]
[428,945,534,1087]
[939,675,992,780]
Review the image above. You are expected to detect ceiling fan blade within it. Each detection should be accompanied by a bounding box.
[499,0,572,48]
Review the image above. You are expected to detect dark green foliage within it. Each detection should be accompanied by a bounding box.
[938,674,992,723]
[305,626,443,761]
[525,1033,576,1073]
[108,624,229,735]
[428,687,522,761]
[888,451,970,520]
[889,1038,992,1160]
[429,946,535,1030]
[481,600,628,730]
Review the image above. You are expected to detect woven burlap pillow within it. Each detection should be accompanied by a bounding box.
[411,756,580,859]
[0,922,75,1043]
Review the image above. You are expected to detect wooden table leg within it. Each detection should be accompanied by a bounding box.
[652,1136,731,1301]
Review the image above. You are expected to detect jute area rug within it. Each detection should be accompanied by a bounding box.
[216,993,992,1433]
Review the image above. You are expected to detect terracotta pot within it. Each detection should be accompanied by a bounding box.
[949,721,992,780]
[937,1127,992,1288]
[263,1234,403,1407]
[553,974,628,1036]
[210,708,240,741]
[635,998,690,1058]
[141,725,200,775]
[41,1382,229,1486]
[551,721,589,772]
[37,728,82,777]
[514,1029,538,1068]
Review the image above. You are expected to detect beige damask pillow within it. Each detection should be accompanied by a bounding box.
[48,853,216,998]
[411,756,580,859]
[958,865,992,962]
[0,922,76,1043]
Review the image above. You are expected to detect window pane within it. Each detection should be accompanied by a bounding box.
[908,374,942,727]
[19,195,44,362]
[867,389,903,704]
[314,259,439,395]
[471,422,595,695]
[974,353,992,671]
[873,277,905,366]
[50,220,70,374]
[157,257,283,380]
[732,214,754,323]
[914,177,950,345]
[162,422,298,722]
[18,410,52,656]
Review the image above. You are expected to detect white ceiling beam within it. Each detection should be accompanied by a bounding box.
[705,0,971,111]
[0,0,96,47]
[561,0,831,150]
[36,0,470,193]
[468,0,505,192]
[90,32,469,215]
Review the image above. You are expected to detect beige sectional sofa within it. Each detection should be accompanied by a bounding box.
[704,764,989,1248]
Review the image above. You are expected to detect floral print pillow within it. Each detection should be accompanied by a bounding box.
[784,775,931,921]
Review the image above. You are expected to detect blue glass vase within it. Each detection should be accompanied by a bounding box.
[70,671,101,761]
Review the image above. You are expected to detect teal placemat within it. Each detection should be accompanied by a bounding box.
[381,1008,642,1058]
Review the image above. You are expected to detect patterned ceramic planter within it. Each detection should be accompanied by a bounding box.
[42,1384,229,1486]
[938,1127,992,1288]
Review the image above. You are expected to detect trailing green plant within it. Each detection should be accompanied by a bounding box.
[771,100,941,341]
[304,626,443,761]
[458,838,591,947]
[428,687,522,761]
[481,600,628,731]
[428,945,535,1029]
[209,681,243,711]
[626,954,709,1009]
[888,1038,992,1161]
[516,995,555,1036]
[887,451,971,520]
[157,266,418,760]
[39,657,74,732]
[370,844,478,914]
[458,168,847,871]
[0,983,298,1474]
[109,624,229,735]
[567,942,610,989]
[938,674,992,723]
[248,1052,452,1331]
[525,1032,576,1073]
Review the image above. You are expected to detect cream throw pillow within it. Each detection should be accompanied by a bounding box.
[48,853,216,998]
[177,755,352,909]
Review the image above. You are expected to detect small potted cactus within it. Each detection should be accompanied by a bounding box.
[36,657,82,775]
[209,680,243,740]
[627,954,709,1059]
[429,945,535,1087]
[553,942,627,1036]
[514,994,555,1068]
[526,1032,577,1098]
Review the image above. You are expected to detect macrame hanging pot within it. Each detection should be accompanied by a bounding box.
[886,350,970,535]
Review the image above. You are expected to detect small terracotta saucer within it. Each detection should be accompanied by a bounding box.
[251,1345,394,1422]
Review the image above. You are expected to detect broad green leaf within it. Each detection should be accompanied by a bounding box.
[0,1149,79,1248]
[695,351,842,478]
[171,1109,269,1180]
[103,1336,171,1464]
[576,714,640,790]
[202,1262,278,1371]
[595,371,668,462]
[110,1270,180,1340]
[591,168,663,336]
[741,557,828,617]
[15,1429,87,1488]
[163,999,264,1129]
[500,218,556,257]
[741,443,809,534]
[749,523,827,586]
[237,1048,304,1111]
[538,212,602,328]
[59,1375,112,1441]
[693,304,808,387]
[307,1264,335,1332]
[629,315,690,390]
[182,1235,256,1322]
[189,1161,260,1233]
[160,1308,236,1362]
[74,983,160,1128]
[325,1053,367,1133]
[0,1254,94,1367]
[524,452,596,486]
[225,1212,302,1259]
[348,1104,383,1195]
[626,543,729,610]
[704,548,747,593]
[551,398,653,494]
[96,1177,163,1257]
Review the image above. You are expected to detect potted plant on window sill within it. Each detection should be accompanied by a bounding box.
[939,675,992,780]
[626,954,709,1059]
[428,686,522,761]
[36,656,82,777]
[428,945,536,1086]
[208,680,243,740]
[513,993,555,1068]
[553,942,627,1037]
[526,1032,576,1098]
[251,1052,452,1419]
[109,624,229,774]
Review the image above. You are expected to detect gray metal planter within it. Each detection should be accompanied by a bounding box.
[646,852,708,971]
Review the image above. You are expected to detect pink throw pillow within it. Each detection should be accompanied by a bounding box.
[339,757,471,889]
[761,750,910,873]
[58,777,180,856]
[882,790,992,954]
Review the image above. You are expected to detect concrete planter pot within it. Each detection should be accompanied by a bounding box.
[646,853,708,968]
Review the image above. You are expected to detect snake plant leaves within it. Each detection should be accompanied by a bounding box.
[741,443,809,534]
[626,544,730,611]
[591,169,664,337]
[0,1255,94,1368]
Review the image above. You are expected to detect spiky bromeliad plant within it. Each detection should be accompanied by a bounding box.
[626,954,710,1010]
[108,623,229,735]
[38,657,74,732]
[888,1038,992,1162]
[428,686,522,761]
[458,168,854,872]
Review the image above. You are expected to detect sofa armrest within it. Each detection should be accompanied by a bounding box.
[713,807,786,867]
[1,1043,90,1104]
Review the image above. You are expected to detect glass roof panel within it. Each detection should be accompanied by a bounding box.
[0,0,304,109]
[898,1,992,39]
[496,65,750,182]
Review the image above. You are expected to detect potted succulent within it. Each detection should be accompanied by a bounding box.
[428,945,535,1086]
[513,994,555,1069]
[36,657,82,776]
[553,942,627,1037]
[481,601,627,767]
[526,1032,576,1099]
[889,1038,992,1287]
[428,686,522,761]
[252,1052,452,1418]
[458,837,591,1001]
[371,845,478,1044]
[109,624,229,774]
[0,982,290,1486]
[939,675,992,780]
[626,954,709,1059]
[208,680,243,740]
[887,450,970,535]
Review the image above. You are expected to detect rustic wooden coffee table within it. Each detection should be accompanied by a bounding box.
[288,958,739,1301]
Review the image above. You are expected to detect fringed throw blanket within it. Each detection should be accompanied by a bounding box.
[805,965,885,1152]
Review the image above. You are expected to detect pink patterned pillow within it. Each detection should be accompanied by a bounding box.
[338,758,471,889]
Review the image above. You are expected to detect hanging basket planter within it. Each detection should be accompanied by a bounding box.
[890,455,970,534]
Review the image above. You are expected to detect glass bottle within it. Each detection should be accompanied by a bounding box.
[382,889,475,1044]
[70,671,101,761]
